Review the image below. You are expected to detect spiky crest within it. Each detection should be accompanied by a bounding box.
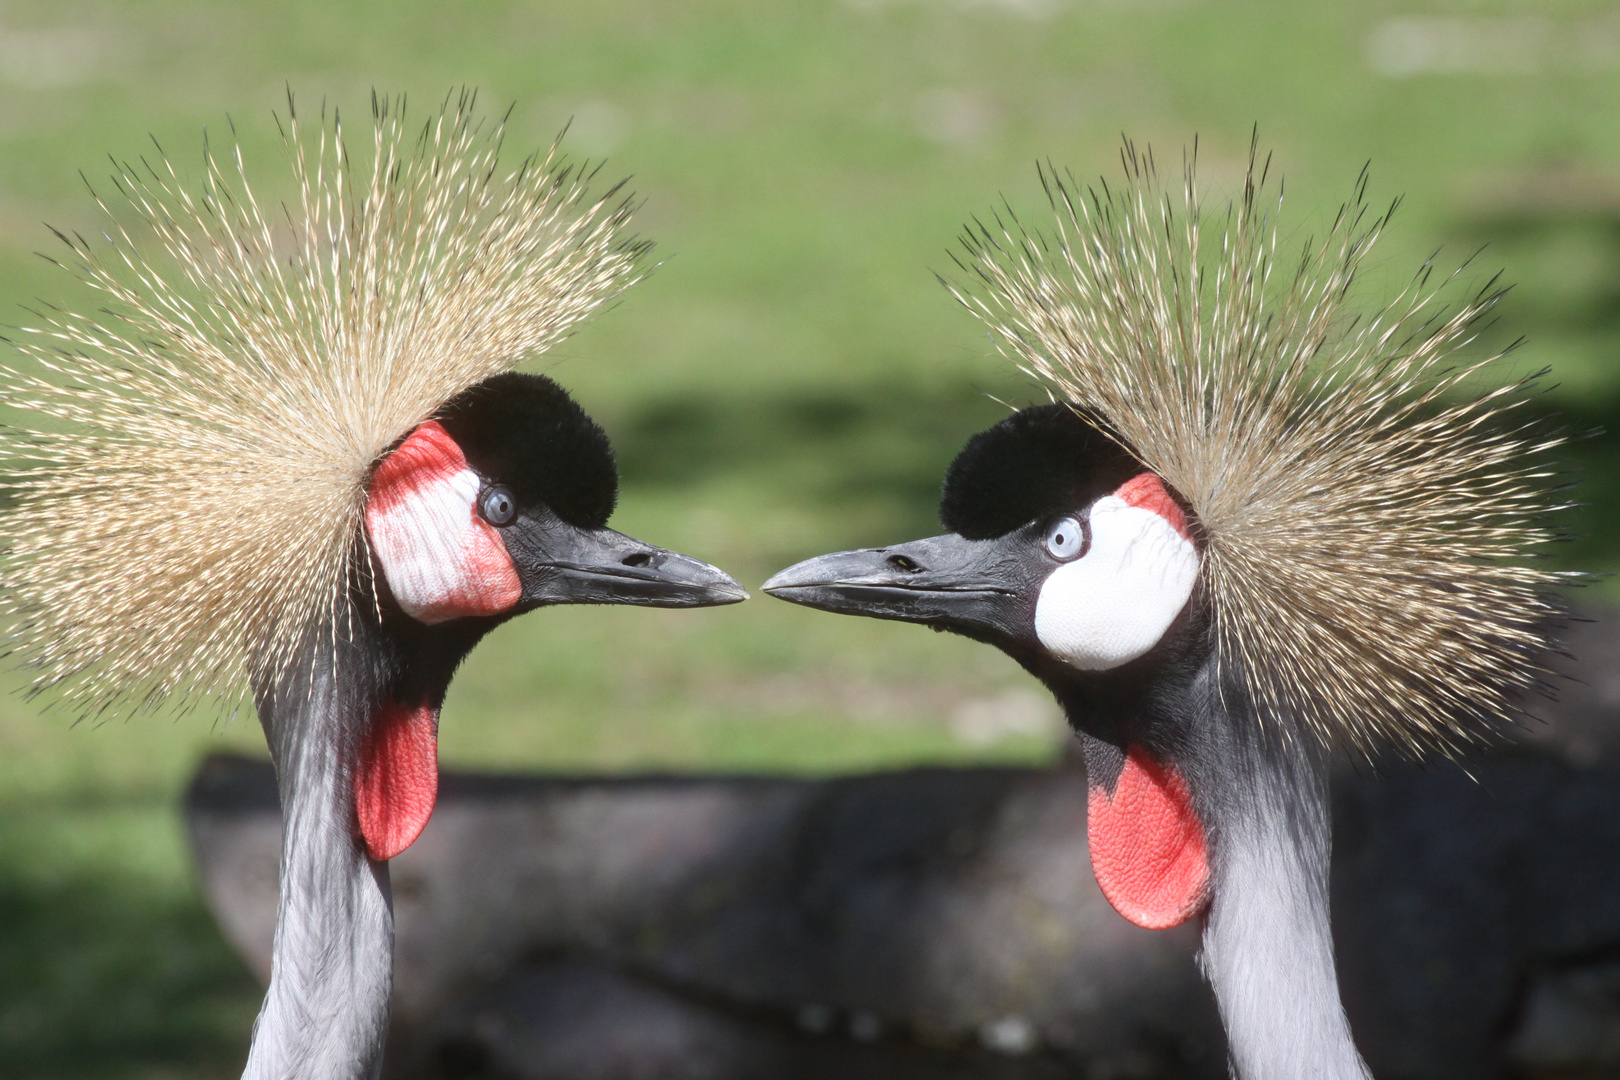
[0,89,650,719]
[948,136,1569,757]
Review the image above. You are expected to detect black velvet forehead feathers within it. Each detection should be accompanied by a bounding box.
[940,403,1142,540]
[437,372,618,529]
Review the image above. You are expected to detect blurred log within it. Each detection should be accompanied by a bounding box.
[188,760,1217,1078]
[185,609,1620,1079]
[433,960,1080,1080]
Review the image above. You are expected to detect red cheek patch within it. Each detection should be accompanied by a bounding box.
[365,420,521,624]
[1087,747,1211,929]
[1114,473,1193,542]
[354,699,439,861]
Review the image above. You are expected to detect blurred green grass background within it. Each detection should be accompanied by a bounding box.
[2,0,1620,1075]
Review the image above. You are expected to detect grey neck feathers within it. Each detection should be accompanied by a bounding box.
[1193,675,1370,1080]
[244,605,393,1080]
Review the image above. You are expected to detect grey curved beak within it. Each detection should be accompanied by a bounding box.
[527,527,749,608]
[763,533,1026,633]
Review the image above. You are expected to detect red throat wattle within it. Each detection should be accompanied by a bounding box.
[1086,747,1210,929]
[354,700,439,861]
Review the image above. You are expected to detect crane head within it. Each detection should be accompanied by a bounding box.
[366,371,746,623]
[764,403,1213,929]
[356,371,746,862]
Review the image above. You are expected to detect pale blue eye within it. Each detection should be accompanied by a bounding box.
[480,486,516,526]
[1045,516,1085,560]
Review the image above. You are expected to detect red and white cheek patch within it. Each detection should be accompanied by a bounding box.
[1087,746,1211,929]
[365,421,521,624]
[1034,473,1198,671]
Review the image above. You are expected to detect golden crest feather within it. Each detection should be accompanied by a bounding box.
[948,138,1569,757]
[0,90,650,718]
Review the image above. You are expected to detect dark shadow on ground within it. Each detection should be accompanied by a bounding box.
[1550,413,1620,576]
[1448,202,1620,574]
[612,374,1620,576]
[0,814,258,1080]
[612,378,1023,537]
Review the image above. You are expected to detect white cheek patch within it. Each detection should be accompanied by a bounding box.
[1034,493,1199,671]
[364,420,522,625]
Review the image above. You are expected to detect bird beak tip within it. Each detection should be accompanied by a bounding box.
[761,557,833,597]
[711,582,751,604]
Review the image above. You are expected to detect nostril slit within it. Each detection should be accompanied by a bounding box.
[622,552,653,568]
[886,554,923,573]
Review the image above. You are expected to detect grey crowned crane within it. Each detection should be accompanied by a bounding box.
[0,93,745,1079]
[765,145,1569,1079]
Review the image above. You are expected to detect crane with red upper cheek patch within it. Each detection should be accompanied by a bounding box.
[355,373,746,864]
[766,139,1571,1080]
[238,370,744,1080]
[0,94,744,1080]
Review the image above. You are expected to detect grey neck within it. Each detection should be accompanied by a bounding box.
[1197,717,1370,1080]
[243,609,393,1080]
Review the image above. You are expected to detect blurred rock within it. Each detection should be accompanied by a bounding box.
[432,960,1077,1080]
[185,608,1620,1079]
[1507,961,1620,1077]
[1333,756,1620,1079]
[1521,609,1620,768]
[188,761,1216,1079]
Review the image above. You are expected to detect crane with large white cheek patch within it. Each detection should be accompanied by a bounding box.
[1034,473,1199,671]
[364,420,522,624]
